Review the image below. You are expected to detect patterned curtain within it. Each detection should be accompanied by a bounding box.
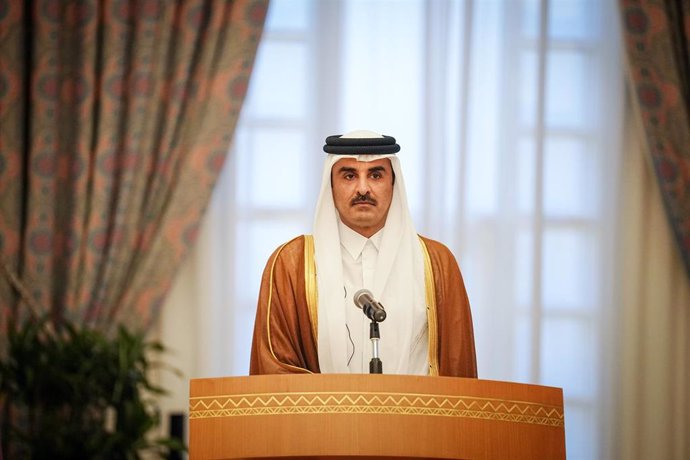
[0,0,268,333]
[620,0,690,279]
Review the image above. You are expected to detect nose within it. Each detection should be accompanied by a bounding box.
[356,175,371,195]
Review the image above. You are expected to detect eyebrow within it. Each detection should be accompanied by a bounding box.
[337,166,357,174]
[337,166,388,174]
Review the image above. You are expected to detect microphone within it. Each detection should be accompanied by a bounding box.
[353,289,387,322]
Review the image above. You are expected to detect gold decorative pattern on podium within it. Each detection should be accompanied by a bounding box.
[189,391,564,427]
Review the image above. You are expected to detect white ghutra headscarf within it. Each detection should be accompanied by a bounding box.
[313,130,428,374]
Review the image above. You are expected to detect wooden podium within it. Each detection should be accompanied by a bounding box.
[189,374,565,459]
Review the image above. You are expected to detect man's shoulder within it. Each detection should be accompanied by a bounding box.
[418,235,464,281]
[418,234,455,259]
[270,235,308,261]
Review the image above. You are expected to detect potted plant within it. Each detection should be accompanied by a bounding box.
[0,315,185,459]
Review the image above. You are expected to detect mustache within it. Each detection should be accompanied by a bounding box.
[351,193,377,206]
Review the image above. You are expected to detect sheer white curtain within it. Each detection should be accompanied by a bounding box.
[613,99,690,460]
[157,1,626,458]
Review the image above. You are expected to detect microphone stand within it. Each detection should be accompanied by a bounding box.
[369,320,383,374]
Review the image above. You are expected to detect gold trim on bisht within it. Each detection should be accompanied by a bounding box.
[189,391,564,427]
[304,235,319,344]
[266,240,313,374]
[419,237,439,376]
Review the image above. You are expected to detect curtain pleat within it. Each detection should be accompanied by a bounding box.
[614,103,690,460]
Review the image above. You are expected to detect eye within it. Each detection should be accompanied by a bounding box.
[343,173,356,180]
[370,171,383,179]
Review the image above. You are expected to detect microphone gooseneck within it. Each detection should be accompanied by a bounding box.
[353,289,386,374]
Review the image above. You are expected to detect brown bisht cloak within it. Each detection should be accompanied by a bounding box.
[249,235,477,377]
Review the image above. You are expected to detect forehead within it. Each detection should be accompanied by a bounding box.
[332,157,393,172]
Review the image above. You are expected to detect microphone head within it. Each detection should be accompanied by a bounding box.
[353,289,387,322]
[353,289,373,307]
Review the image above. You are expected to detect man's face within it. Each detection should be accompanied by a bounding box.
[331,157,394,238]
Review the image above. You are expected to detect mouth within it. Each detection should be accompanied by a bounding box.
[351,200,376,207]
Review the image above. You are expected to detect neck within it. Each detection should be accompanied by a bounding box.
[348,224,383,239]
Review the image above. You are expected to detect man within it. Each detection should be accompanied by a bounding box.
[250,130,477,377]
